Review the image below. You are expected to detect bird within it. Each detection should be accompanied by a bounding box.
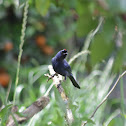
[52,49,80,89]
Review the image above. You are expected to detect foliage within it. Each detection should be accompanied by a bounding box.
[0,0,126,126]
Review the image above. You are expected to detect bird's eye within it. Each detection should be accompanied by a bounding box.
[62,49,67,53]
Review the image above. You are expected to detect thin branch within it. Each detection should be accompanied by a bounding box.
[68,50,90,65]
[82,71,126,126]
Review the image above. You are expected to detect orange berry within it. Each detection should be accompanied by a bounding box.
[35,35,46,47]
[41,45,54,55]
[4,42,13,52]
[0,73,10,87]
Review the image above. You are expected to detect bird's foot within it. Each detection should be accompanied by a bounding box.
[46,73,58,82]
[57,83,61,88]
[63,76,67,82]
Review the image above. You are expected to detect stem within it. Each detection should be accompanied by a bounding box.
[13,1,29,105]
[90,71,126,119]
[82,70,126,126]
[120,69,125,124]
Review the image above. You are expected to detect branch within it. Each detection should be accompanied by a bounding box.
[82,70,126,126]
[7,96,50,126]
[45,65,74,125]
[44,65,68,100]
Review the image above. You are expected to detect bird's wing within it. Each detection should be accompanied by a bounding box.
[63,60,71,73]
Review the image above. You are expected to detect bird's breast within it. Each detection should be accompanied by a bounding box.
[52,59,67,76]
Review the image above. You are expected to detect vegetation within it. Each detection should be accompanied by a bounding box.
[0,0,126,126]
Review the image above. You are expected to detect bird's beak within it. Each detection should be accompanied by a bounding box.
[64,52,68,55]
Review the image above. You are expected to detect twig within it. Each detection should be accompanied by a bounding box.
[7,96,50,126]
[13,1,29,105]
[82,71,126,126]
[68,50,90,65]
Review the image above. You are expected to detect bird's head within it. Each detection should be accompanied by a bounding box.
[55,49,68,60]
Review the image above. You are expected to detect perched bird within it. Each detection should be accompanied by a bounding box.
[52,49,80,89]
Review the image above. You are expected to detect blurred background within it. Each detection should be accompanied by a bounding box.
[0,0,126,126]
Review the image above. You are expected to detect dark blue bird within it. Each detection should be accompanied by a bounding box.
[52,49,80,89]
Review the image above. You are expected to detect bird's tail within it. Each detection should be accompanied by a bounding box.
[69,74,80,89]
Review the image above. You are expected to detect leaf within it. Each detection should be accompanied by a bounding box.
[0,87,6,104]
[77,14,97,37]
[90,18,115,65]
[15,85,24,103]
[54,88,66,112]
[0,104,12,118]
[76,1,97,37]
[0,104,12,126]
[35,0,50,16]
[124,115,126,119]
[106,116,124,126]
[91,33,114,65]
[113,36,126,72]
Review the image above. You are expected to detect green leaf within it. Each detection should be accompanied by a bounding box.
[91,18,115,65]
[113,36,126,72]
[124,115,126,119]
[0,104,12,126]
[35,0,50,16]
[15,85,24,103]
[54,88,66,112]
[77,14,97,37]
[107,116,124,126]
[76,1,97,37]
[0,104,12,117]
[91,33,114,65]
